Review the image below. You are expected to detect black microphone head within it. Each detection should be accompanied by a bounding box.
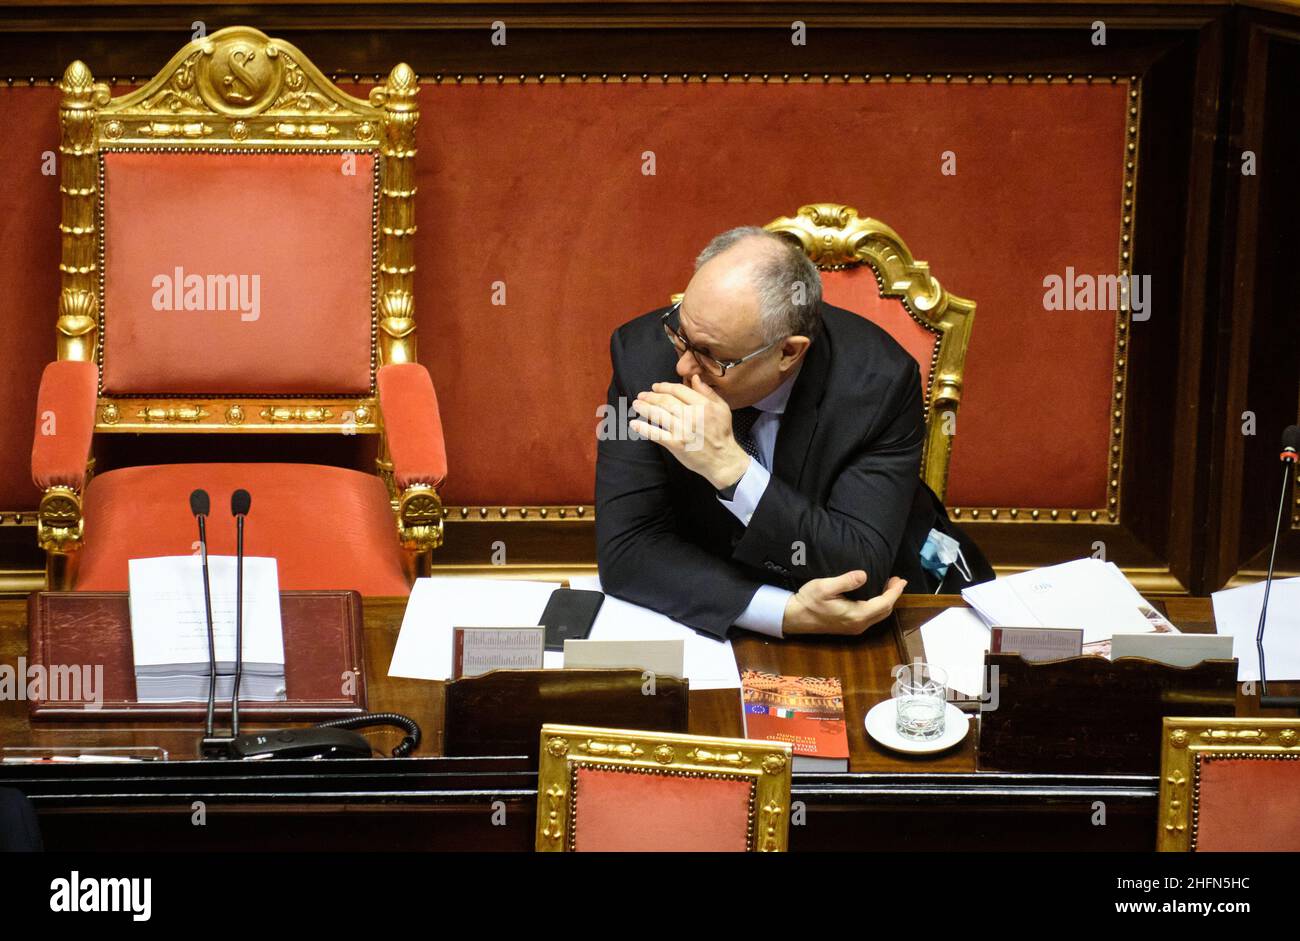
[1283,425,1300,452]
[189,489,210,517]
[231,489,251,517]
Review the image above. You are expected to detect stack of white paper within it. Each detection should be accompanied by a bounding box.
[128,556,287,703]
[961,558,1174,644]
[916,558,1181,696]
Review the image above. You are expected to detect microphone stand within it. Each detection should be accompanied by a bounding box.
[197,487,236,758]
[1257,449,1299,710]
[195,510,219,743]
[232,508,245,738]
[200,489,406,760]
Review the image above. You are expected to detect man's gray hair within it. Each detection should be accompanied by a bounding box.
[694,226,823,342]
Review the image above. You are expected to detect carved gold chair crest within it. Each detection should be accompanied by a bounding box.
[765,203,975,501]
[535,724,793,852]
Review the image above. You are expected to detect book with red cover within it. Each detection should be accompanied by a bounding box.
[740,670,849,772]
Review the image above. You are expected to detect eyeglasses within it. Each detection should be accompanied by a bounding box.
[660,301,782,378]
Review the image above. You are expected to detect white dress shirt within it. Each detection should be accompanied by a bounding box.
[718,366,802,638]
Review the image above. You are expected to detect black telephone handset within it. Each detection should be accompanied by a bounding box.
[539,588,606,652]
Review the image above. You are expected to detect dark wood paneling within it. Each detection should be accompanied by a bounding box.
[1204,8,1300,589]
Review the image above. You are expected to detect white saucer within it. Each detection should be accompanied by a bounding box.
[864,699,971,754]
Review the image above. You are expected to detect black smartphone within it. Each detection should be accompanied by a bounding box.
[539,588,606,652]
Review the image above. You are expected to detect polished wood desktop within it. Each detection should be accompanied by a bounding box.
[0,593,1291,851]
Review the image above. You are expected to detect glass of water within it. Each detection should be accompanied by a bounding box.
[894,662,948,740]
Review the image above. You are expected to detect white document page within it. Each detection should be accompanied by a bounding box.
[388,577,561,680]
[569,575,741,691]
[918,606,991,699]
[128,555,285,669]
[961,573,1037,627]
[1210,577,1300,682]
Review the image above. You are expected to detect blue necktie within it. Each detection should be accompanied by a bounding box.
[732,407,762,461]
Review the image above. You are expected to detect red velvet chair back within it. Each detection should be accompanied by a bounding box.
[821,266,939,395]
[1158,717,1300,851]
[100,150,377,396]
[536,724,793,852]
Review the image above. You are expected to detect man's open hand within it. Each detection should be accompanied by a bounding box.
[782,571,907,635]
[628,375,751,490]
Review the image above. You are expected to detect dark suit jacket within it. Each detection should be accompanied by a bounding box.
[595,301,976,639]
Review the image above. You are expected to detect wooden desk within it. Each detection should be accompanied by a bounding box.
[0,594,1292,851]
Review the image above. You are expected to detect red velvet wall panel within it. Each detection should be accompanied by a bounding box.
[0,87,61,512]
[0,79,1126,514]
[414,80,1125,507]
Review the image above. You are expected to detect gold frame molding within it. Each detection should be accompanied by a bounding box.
[1157,716,1300,851]
[440,504,592,522]
[40,25,438,585]
[764,203,975,502]
[536,723,792,852]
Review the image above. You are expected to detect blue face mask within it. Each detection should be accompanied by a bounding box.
[919,527,973,589]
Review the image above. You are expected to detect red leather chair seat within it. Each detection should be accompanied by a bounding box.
[74,462,411,596]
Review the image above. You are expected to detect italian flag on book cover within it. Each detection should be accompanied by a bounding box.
[740,670,849,767]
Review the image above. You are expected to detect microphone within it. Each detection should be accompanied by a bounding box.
[196,488,413,760]
[1257,425,1300,710]
[188,489,220,743]
[230,489,251,738]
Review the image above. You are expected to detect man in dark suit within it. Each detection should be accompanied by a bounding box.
[596,227,989,639]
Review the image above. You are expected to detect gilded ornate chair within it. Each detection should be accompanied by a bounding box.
[535,724,792,852]
[1157,717,1300,851]
[29,26,446,594]
[764,204,975,501]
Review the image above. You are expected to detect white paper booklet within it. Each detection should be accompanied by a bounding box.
[128,555,286,702]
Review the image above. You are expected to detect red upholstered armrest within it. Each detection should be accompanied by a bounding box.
[31,360,98,490]
[378,363,449,489]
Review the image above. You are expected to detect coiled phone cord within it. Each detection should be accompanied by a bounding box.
[315,712,422,758]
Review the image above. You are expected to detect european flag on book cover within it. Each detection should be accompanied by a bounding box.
[745,704,795,718]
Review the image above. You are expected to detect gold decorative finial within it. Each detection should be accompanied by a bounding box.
[60,60,109,108]
[371,62,418,109]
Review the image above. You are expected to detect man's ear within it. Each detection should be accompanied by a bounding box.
[780,335,812,372]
